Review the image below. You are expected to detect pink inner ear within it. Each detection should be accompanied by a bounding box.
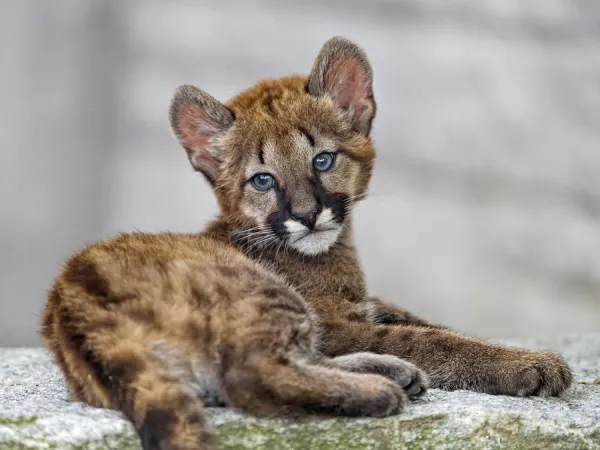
[178,105,213,149]
[325,58,370,110]
[176,104,221,177]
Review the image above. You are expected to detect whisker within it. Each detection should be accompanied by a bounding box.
[246,234,276,248]
[230,225,265,235]
[256,234,280,260]
[240,231,274,241]
[230,224,271,236]
[274,236,286,261]
[231,227,275,246]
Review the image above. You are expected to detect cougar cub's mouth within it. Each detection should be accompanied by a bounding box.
[262,181,349,257]
[282,207,343,256]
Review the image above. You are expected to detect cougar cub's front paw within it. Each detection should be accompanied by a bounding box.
[437,348,573,397]
[329,353,428,398]
[502,350,573,397]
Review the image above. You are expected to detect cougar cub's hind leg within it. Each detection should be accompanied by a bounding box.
[219,285,408,417]
[48,296,213,450]
[43,256,232,450]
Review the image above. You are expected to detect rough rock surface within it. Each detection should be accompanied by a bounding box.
[1,334,599,449]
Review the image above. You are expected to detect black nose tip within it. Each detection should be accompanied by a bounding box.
[292,209,318,229]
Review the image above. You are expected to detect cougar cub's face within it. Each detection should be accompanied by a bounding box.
[170,37,376,256]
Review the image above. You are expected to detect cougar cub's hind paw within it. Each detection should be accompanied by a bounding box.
[376,356,428,398]
[329,353,428,398]
[346,375,407,417]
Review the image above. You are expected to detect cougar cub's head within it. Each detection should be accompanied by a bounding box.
[170,37,376,256]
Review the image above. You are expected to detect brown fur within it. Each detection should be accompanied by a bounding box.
[42,37,571,450]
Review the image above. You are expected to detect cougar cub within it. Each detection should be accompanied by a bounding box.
[42,37,571,450]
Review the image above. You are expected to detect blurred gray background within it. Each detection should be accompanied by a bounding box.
[1,0,599,346]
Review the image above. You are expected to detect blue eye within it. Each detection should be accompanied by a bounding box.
[251,173,276,191]
[313,152,336,173]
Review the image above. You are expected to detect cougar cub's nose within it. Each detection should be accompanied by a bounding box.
[292,208,318,229]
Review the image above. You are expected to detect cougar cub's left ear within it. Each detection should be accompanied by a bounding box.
[169,85,234,184]
[308,36,376,136]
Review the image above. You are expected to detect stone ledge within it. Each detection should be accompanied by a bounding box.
[1,334,599,449]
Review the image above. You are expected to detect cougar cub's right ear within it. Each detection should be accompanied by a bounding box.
[308,36,376,136]
[169,85,234,184]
